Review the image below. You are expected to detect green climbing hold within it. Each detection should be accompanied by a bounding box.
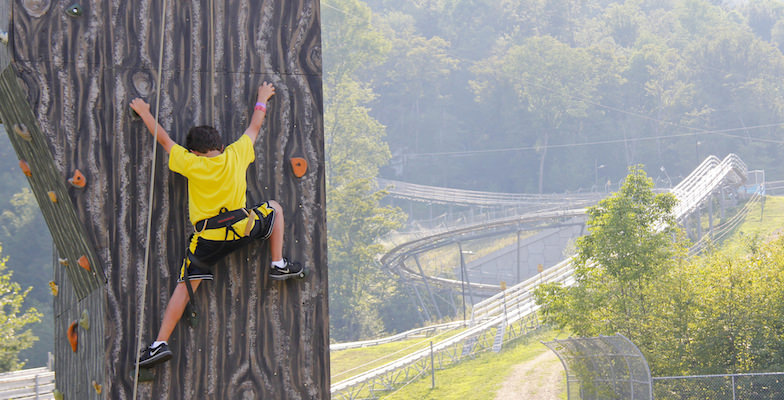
[79,309,89,330]
[66,4,82,17]
[188,309,199,328]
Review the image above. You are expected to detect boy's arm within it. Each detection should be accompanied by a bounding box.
[243,82,276,143]
[130,98,176,154]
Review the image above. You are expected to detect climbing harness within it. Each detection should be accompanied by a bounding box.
[132,0,168,397]
[181,206,257,326]
[194,207,257,237]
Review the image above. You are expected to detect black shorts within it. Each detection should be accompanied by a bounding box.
[177,202,275,282]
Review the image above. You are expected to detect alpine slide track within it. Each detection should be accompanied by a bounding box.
[330,154,763,399]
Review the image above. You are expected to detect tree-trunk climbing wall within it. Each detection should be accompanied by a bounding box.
[0,1,328,399]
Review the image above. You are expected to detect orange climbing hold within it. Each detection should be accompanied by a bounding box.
[48,191,57,203]
[68,169,86,188]
[78,256,90,271]
[67,321,78,352]
[92,381,102,394]
[290,157,307,178]
[18,160,32,177]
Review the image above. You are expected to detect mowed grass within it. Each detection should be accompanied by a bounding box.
[330,328,466,384]
[711,195,784,255]
[374,328,568,400]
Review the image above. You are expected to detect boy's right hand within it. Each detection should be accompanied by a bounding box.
[130,98,151,116]
[258,82,276,103]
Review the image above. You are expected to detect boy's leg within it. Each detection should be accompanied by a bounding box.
[156,279,202,342]
[138,279,202,367]
[267,200,284,261]
[264,200,305,280]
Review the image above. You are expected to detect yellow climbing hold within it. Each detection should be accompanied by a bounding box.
[92,380,102,394]
[53,389,63,400]
[12,123,31,141]
[49,281,59,296]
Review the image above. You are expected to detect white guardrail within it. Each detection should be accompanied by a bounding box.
[331,154,749,397]
[0,367,54,400]
[330,321,467,351]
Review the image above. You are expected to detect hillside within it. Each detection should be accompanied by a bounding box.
[331,195,784,398]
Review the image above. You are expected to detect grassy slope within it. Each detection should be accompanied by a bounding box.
[332,196,784,399]
[376,328,567,400]
[712,196,784,255]
[331,328,466,383]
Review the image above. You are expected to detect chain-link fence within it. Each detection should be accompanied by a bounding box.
[653,372,784,400]
[543,334,652,400]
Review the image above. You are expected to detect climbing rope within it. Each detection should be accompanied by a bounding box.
[132,0,168,397]
[209,0,215,126]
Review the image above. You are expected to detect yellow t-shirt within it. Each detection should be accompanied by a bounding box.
[169,134,255,241]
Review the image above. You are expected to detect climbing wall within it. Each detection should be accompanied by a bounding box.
[0,1,328,399]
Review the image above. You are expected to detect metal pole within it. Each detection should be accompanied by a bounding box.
[732,375,736,400]
[411,282,432,322]
[458,242,466,322]
[459,243,476,311]
[502,287,508,324]
[708,193,714,239]
[414,255,443,320]
[402,272,428,324]
[516,230,521,283]
[430,341,435,389]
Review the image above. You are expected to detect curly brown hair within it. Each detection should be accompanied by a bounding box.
[186,125,223,153]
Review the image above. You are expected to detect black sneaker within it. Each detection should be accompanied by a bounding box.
[138,342,172,368]
[270,258,305,280]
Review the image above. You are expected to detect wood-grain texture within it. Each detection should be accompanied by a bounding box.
[52,256,105,400]
[6,1,328,398]
[0,66,106,299]
[0,1,9,70]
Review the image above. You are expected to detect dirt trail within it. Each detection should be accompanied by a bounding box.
[494,349,565,400]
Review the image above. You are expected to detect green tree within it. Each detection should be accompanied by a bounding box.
[481,36,598,193]
[0,132,53,367]
[0,244,42,372]
[323,0,406,341]
[683,236,784,374]
[535,166,687,345]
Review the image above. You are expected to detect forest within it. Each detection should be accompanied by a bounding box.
[326,0,784,193]
[3,0,784,373]
[323,0,784,344]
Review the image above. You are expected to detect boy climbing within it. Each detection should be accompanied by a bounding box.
[129,82,304,368]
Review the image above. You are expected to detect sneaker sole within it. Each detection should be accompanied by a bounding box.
[270,268,306,281]
[138,351,172,368]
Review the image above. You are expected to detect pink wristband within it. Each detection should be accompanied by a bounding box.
[254,102,266,111]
